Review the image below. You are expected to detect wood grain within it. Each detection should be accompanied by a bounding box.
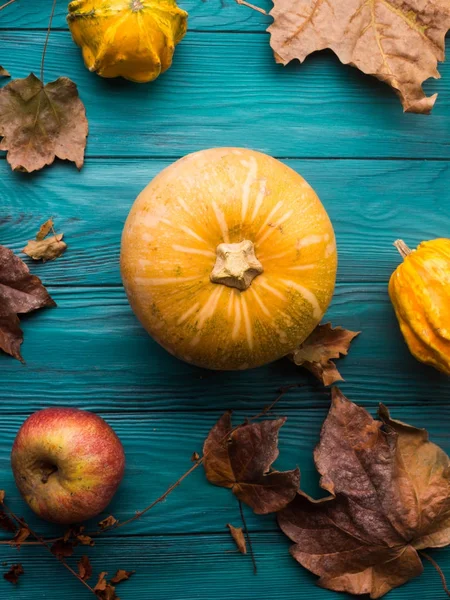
[1,284,449,411]
[1,32,449,159]
[1,159,449,286]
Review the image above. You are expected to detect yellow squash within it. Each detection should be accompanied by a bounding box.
[121,148,338,370]
[389,238,450,375]
[67,0,187,83]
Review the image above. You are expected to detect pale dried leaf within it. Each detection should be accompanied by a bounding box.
[23,234,67,262]
[0,74,88,172]
[227,524,247,554]
[268,0,450,113]
[36,218,54,241]
[98,515,118,530]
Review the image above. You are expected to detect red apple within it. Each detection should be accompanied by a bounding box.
[11,408,125,525]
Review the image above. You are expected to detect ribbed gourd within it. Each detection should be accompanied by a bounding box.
[67,0,188,83]
[120,148,337,371]
[389,238,450,375]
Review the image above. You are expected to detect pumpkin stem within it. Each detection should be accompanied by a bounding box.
[394,239,412,260]
[210,240,263,291]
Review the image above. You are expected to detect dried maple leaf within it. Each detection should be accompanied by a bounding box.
[23,234,67,262]
[0,74,88,173]
[78,555,93,581]
[203,412,299,514]
[98,515,118,530]
[36,218,54,241]
[51,539,75,559]
[268,0,450,113]
[0,245,56,361]
[0,67,10,77]
[290,323,360,385]
[278,387,450,599]
[10,527,30,548]
[3,564,24,584]
[227,524,247,554]
[110,569,135,584]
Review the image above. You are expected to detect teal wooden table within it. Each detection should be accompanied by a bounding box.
[1,2,450,598]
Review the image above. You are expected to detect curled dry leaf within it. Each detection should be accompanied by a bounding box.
[78,555,93,581]
[227,524,247,554]
[268,0,450,113]
[36,218,54,241]
[0,74,88,173]
[0,67,10,77]
[278,388,450,598]
[290,323,360,385]
[98,515,118,530]
[77,534,95,546]
[51,539,75,559]
[191,451,200,462]
[94,572,118,599]
[203,412,299,514]
[0,245,56,361]
[3,564,24,584]
[10,527,30,548]
[23,234,67,262]
[110,569,135,584]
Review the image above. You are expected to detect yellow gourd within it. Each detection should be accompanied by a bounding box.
[121,148,337,371]
[67,0,187,83]
[389,238,450,375]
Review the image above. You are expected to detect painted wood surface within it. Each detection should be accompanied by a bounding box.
[1,2,450,600]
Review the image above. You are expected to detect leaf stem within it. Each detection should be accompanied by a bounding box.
[40,0,58,83]
[0,0,16,11]
[419,551,450,597]
[235,0,268,15]
[238,500,257,574]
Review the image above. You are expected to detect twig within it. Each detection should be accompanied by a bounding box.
[238,500,257,574]
[420,551,450,597]
[235,0,268,15]
[1,500,96,595]
[0,0,16,11]
[40,0,58,83]
[92,384,300,535]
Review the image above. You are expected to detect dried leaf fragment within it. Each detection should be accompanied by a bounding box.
[0,67,10,78]
[203,412,299,514]
[77,534,95,546]
[290,323,360,385]
[0,73,88,172]
[278,388,450,598]
[78,555,93,581]
[98,515,118,530]
[36,218,54,241]
[10,527,30,548]
[268,0,450,113]
[94,572,118,599]
[191,451,200,462]
[110,569,135,584]
[51,539,75,559]
[4,564,24,584]
[23,234,67,262]
[227,524,247,554]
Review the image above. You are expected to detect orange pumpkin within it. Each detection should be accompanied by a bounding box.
[389,238,450,375]
[121,148,337,370]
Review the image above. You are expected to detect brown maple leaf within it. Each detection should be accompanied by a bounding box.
[0,67,10,77]
[0,245,56,361]
[203,412,299,514]
[268,0,450,114]
[3,564,24,584]
[23,234,67,262]
[227,524,247,554]
[278,388,450,598]
[0,73,88,173]
[290,323,360,385]
[78,555,93,581]
[110,569,135,584]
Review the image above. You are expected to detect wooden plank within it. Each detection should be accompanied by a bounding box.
[1,158,449,287]
[1,32,449,158]
[0,0,272,31]
[0,407,449,538]
[1,284,450,411]
[0,532,448,599]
